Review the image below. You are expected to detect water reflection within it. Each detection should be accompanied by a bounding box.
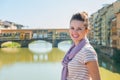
[0,44,120,80]
[0,63,62,80]
[0,48,64,65]
[33,54,48,61]
[0,48,20,54]
[28,40,52,54]
[0,48,64,80]
[97,49,120,74]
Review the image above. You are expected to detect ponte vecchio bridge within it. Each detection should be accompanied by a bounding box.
[0,29,71,47]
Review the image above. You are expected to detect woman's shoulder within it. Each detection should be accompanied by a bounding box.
[82,43,94,49]
[81,43,96,54]
[75,43,97,63]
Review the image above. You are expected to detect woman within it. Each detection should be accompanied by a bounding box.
[61,12,101,80]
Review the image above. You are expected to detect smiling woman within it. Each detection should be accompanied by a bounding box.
[61,12,101,80]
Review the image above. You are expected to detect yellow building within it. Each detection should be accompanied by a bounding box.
[100,7,107,46]
[88,12,99,44]
[111,11,120,49]
[89,0,120,49]
[116,12,120,49]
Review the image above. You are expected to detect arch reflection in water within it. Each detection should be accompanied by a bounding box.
[0,48,20,54]
[0,48,120,80]
[28,40,52,61]
[58,40,72,52]
[33,54,48,61]
[28,40,52,54]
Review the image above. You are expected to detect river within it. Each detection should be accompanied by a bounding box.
[0,40,120,80]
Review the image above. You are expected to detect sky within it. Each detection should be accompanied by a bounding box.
[0,0,117,29]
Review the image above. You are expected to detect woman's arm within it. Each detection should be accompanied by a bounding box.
[86,61,101,80]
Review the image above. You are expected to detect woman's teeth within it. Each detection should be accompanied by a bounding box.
[72,35,79,38]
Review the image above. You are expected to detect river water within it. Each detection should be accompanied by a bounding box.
[0,40,120,80]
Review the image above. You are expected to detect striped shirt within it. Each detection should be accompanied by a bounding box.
[67,43,97,80]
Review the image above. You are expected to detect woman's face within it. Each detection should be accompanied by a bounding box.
[69,20,88,45]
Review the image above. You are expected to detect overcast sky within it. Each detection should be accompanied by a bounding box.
[0,0,117,29]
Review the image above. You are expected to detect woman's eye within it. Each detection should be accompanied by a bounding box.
[70,27,74,30]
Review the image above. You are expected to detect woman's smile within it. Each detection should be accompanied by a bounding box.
[72,34,79,38]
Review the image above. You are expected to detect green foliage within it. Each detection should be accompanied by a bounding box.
[1,42,21,48]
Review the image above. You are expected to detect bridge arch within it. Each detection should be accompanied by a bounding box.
[0,39,71,48]
[53,39,72,47]
[1,41,21,48]
[57,40,72,52]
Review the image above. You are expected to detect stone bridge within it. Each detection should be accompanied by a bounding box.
[0,29,71,48]
[0,38,71,48]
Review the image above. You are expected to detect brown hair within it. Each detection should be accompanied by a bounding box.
[70,11,89,29]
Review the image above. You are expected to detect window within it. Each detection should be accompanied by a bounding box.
[112,40,117,45]
[119,32,120,37]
